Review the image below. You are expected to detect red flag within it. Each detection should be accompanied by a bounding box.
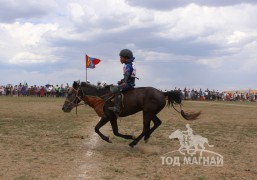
[86,54,101,69]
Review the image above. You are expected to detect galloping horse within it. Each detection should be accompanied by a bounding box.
[62,81,201,147]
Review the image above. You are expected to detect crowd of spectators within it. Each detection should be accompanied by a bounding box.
[0,81,107,97]
[170,87,257,102]
[1,83,256,102]
[0,83,69,97]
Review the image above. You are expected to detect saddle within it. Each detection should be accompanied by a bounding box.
[83,90,129,117]
[106,92,126,110]
[106,88,134,115]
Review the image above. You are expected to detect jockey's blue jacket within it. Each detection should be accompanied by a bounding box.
[118,57,136,92]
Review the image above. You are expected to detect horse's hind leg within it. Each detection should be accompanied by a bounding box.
[95,117,112,143]
[109,117,134,140]
[129,112,152,148]
[144,114,162,143]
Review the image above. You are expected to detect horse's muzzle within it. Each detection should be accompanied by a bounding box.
[62,106,70,112]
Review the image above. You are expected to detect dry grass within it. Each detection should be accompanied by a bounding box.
[0,96,93,179]
[0,97,257,179]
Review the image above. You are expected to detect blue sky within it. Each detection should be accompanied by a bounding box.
[0,0,257,91]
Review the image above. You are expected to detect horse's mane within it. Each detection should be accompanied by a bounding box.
[80,82,110,96]
[81,82,111,89]
[81,82,98,89]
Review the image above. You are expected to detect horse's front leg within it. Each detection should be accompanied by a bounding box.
[109,116,135,140]
[95,117,112,143]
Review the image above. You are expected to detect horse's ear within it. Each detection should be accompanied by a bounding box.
[73,80,80,88]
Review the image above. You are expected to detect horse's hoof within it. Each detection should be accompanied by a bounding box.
[129,143,135,148]
[107,137,112,143]
[104,136,112,143]
[144,138,149,144]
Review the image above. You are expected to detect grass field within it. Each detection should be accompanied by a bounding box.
[0,96,256,179]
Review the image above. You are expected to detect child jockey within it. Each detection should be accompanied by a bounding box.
[108,49,136,113]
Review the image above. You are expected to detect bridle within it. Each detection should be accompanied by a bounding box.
[64,84,108,115]
[64,86,85,114]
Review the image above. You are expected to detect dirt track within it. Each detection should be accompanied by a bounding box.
[0,97,257,179]
[66,100,257,179]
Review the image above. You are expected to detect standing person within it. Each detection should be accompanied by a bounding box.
[108,49,137,113]
[59,84,64,97]
[33,85,37,96]
[18,83,22,96]
[65,83,69,97]
[40,86,45,97]
[0,86,3,96]
[51,85,55,97]
[21,85,26,96]
[55,85,59,97]
[37,86,40,97]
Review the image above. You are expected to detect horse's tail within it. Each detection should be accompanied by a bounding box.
[163,91,201,120]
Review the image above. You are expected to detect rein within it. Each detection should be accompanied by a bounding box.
[66,86,107,115]
[65,84,111,117]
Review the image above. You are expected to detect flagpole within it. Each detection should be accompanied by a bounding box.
[85,53,88,82]
[86,66,88,82]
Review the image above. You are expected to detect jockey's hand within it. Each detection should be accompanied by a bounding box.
[122,83,126,88]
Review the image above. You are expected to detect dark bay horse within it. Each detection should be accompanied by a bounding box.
[62,81,201,147]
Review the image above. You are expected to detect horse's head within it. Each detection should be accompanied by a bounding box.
[62,81,82,112]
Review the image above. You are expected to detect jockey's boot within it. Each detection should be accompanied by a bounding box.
[108,94,121,114]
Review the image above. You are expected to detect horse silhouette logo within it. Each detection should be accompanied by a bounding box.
[161,124,223,166]
[169,124,214,156]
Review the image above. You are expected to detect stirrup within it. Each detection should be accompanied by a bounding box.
[108,106,121,113]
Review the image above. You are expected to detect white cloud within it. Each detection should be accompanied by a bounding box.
[196,57,225,69]
[9,52,56,64]
[0,22,58,64]
[154,3,257,43]
[68,3,85,24]
[197,39,257,72]
[136,49,195,62]
[238,40,257,71]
